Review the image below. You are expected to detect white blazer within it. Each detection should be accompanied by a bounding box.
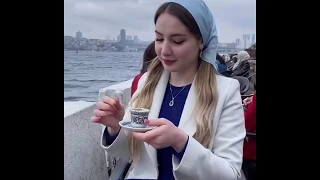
[101,70,246,180]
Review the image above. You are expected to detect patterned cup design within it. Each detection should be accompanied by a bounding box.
[130,108,149,128]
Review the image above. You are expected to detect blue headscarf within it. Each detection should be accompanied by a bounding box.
[167,0,218,69]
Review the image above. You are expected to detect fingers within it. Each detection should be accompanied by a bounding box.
[131,132,145,140]
[243,97,252,105]
[96,101,116,112]
[132,131,156,142]
[92,96,124,124]
[94,109,113,117]
[99,97,123,111]
[95,96,119,115]
[132,119,169,142]
[144,118,169,126]
[132,131,162,148]
[102,96,117,107]
[113,97,124,109]
[131,127,163,142]
[91,116,101,123]
[242,99,247,104]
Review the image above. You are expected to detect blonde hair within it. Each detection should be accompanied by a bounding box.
[128,57,219,164]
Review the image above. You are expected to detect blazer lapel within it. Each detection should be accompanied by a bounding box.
[144,70,170,165]
[147,70,170,120]
[143,70,197,165]
[178,81,197,136]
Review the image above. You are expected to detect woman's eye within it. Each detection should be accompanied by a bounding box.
[155,38,163,42]
[173,40,184,44]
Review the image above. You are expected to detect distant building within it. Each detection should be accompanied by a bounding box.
[226,43,236,48]
[235,38,240,47]
[218,43,236,48]
[64,36,73,42]
[243,34,249,48]
[252,34,256,44]
[76,31,83,42]
[120,29,126,45]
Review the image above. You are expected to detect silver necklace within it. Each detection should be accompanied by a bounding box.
[169,84,187,107]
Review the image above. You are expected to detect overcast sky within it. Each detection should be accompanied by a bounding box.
[64,0,256,43]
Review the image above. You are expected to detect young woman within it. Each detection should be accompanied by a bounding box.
[92,0,246,179]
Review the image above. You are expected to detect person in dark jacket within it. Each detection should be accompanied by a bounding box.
[215,54,227,74]
[231,51,251,78]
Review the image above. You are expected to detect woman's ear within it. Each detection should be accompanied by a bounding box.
[199,43,204,50]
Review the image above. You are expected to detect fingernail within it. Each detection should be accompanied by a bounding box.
[144,119,149,124]
[108,112,113,115]
[91,117,99,122]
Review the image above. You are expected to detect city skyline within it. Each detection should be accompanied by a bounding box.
[65,30,255,46]
[64,0,256,43]
[65,30,142,41]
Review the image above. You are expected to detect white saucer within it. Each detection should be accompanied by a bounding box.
[119,120,156,132]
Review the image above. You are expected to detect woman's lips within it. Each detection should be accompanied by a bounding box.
[163,59,176,66]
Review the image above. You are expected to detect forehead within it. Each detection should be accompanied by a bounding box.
[155,12,190,36]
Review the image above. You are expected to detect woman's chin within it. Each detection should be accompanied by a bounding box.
[161,62,178,72]
[163,66,179,72]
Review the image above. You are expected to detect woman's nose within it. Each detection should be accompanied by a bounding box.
[161,41,172,56]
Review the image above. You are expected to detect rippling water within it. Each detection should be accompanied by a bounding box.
[64,51,143,102]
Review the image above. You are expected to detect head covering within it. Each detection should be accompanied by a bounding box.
[232,50,250,70]
[167,0,218,69]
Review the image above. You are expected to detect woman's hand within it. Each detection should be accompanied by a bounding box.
[131,118,188,153]
[91,96,125,134]
[243,96,253,106]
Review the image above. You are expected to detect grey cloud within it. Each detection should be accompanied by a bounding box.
[64,0,256,42]
[208,0,256,30]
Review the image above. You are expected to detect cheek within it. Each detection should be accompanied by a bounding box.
[174,44,199,59]
[155,43,161,57]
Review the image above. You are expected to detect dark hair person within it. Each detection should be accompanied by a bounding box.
[216,53,227,73]
[141,41,156,73]
[131,41,156,96]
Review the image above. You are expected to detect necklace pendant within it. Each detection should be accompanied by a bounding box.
[169,100,174,106]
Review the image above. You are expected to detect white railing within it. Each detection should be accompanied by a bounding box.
[64,78,133,180]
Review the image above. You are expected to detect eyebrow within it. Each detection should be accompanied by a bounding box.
[155,30,186,37]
